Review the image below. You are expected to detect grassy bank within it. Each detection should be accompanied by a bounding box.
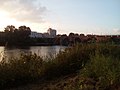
[0,44,120,90]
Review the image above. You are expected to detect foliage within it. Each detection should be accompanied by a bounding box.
[78,44,120,90]
[0,53,44,87]
[4,25,31,45]
[0,44,120,89]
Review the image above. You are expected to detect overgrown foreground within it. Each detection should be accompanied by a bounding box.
[0,44,120,90]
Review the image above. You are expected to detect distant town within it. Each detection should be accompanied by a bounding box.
[0,25,120,46]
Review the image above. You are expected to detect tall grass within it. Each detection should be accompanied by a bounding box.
[0,44,120,89]
[0,53,44,87]
[77,44,120,90]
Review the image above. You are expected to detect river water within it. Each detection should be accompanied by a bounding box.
[0,46,67,61]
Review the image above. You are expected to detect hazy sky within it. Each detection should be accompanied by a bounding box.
[0,0,120,35]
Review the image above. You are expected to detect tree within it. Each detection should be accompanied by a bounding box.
[18,26,31,37]
[17,26,31,44]
[4,25,16,33]
[69,33,75,37]
[4,25,31,45]
[4,25,16,44]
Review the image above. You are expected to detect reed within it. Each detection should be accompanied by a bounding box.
[0,44,120,89]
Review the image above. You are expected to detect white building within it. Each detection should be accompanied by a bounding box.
[30,28,57,38]
[30,32,43,38]
[47,28,57,38]
[43,33,50,38]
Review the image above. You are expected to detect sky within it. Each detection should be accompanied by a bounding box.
[0,0,120,35]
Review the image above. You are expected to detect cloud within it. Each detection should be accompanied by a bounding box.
[113,28,120,34]
[0,0,47,23]
[117,29,120,33]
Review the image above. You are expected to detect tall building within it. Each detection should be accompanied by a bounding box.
[47,28,57,38]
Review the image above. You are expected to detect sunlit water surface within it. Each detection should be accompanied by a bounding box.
[0,46,67,61]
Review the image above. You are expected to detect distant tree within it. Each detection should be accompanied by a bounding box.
[69,33,75,37]
[18,26,31,37]
[4,25,16,44]
[80,34,85,36]
[75,33,79,36]
[17,26,31,43]
[62,34,67,37]
[110,37,120,44]
[4,25,31,45]
[75,37,81,43]
[68,33,75,45]
[60,35,69,46]
[4,25,16,33]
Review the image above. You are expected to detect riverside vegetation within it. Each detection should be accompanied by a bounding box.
[0,44,120,90]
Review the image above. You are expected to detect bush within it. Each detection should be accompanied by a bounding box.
[0,53,44,88]
[79,45,120,90]
[0,44,120,89]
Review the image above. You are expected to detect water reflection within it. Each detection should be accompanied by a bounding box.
[0,46,67,61]
[0,47,5,61]
[30,46,65,57]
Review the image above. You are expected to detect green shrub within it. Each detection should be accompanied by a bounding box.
[0,53,44,88]
[79,52,120,90]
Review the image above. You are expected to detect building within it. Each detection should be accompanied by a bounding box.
[43,33,50,38]
[30,28,57,38]
[47,28,57,38]
[30,31,43,38]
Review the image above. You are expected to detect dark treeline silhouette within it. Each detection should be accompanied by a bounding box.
[4,25,31,45]
[0,25,29,45]
[0,25,120,46]
[55,33,120,46]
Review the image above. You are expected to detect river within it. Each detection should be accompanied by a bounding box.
[0,46,67,61]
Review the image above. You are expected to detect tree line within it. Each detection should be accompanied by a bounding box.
[0,25,31,46]
[0,25,119,46]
